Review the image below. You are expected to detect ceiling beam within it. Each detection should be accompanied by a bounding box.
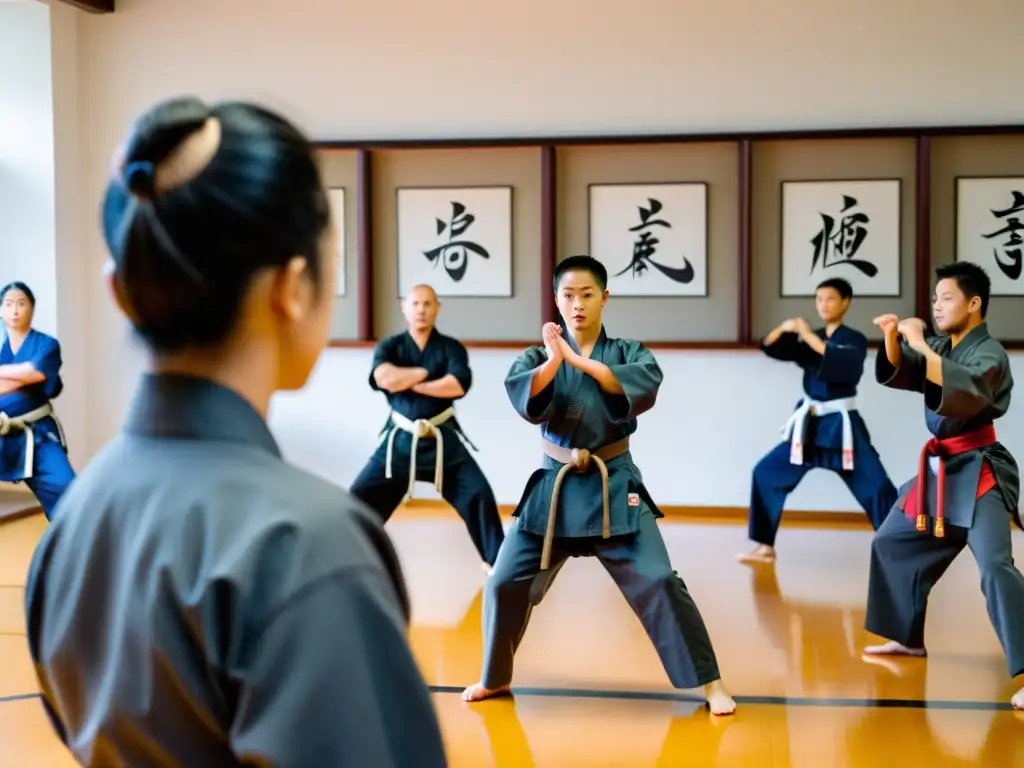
[53,0,114,13]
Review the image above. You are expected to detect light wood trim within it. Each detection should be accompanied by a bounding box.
[398,498,872,528]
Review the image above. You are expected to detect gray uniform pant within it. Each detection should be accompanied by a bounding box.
[865,488,1024,677]
[480,510,722,690]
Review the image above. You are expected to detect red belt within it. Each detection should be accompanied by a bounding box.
[902,424,997,537]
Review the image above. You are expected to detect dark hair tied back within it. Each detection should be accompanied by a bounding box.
[101,95,331,354]
[123,161,156,199]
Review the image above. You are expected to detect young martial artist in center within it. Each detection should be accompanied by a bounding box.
[738,277,898,564]
[862,262,1024,711]
[461,255,736,716]
[350,283,505,571]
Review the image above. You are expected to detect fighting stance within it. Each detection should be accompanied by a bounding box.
[862,262,1024,711]
[25,96,446,765]
[351,283,505,570]
[461,255,735,716]
[739,277,897,564]
[0,281,75,519]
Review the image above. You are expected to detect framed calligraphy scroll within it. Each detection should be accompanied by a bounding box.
[954,176,1024,296]
[780,178,902,297]
[396,185,514,298]
[587,182,709,297]
[325,187,347,296]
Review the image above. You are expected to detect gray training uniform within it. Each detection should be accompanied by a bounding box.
[479,328,722,692]
[865,323,1024,678]
[24,373,448,767]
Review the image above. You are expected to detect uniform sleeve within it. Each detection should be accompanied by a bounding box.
[368,337,397,391]
[603,340,663,423]
[229,568,447,768]
[445,340,472,395]
[29,336,61,380]
[504,346,555,423]
[816,332,866,384]
[22,335,63,399]
[761,332,819,367]
[875,340,927,392]
[929,347,1009,421]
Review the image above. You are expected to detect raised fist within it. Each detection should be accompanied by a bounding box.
[873,314,900,336]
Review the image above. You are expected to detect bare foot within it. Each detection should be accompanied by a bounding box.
[737,544,776,564]
[863,641,926,657]
[461,682,510,702]
[704,679,736,716]
[1012,687,1023,711]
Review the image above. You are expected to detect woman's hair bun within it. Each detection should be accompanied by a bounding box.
[101,96,330,355]
[120,97,213,197]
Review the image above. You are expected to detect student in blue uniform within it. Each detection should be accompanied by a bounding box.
[24,96,447,767]
[738,278,897,564]
[351,283,505,572]
[462,255,736,716]
[0,281,75,519]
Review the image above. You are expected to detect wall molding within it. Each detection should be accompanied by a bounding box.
[322,127,1024,349]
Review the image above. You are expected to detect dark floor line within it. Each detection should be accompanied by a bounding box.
[3,687,1015,712]
[0,693,41,705]
[427,685,1016,711]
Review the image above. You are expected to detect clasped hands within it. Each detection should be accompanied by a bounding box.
[542,322,578,364]
[873,314,928,351]
[779,317,814,339]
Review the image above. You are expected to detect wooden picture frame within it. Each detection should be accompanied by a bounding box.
[325,187,347,297]
[780,178,902,298]
[954,175,1024,296]
[587,182,710,297]
[395,185,514,299]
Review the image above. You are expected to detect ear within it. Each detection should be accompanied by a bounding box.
[102,259,136,322]
[271,256,311,322]
[601,288,610,306]
[969,295,982,313]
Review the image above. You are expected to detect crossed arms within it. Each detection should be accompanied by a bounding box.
[0,362,46,395]
[370,336,471,399]
[372,364,465,398]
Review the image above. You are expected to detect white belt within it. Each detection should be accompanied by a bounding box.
[780,396,856,471]
[381,406,455,502]
[0,402,65,479]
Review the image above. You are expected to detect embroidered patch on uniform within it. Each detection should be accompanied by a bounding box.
[627,493,640,506]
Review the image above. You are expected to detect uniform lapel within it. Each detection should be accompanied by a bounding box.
[950,322,989,363]
[557,326,609,444]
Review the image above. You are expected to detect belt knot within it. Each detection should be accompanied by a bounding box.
[411,419,434,438]
[569,448,591,471]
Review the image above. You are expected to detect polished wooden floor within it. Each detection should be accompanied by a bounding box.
[1,509,1022,766]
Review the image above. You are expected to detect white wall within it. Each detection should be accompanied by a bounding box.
[270,346,1024,511]
[0,0,58,336]
[0,1,88,480]
[13,0,1024,510]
